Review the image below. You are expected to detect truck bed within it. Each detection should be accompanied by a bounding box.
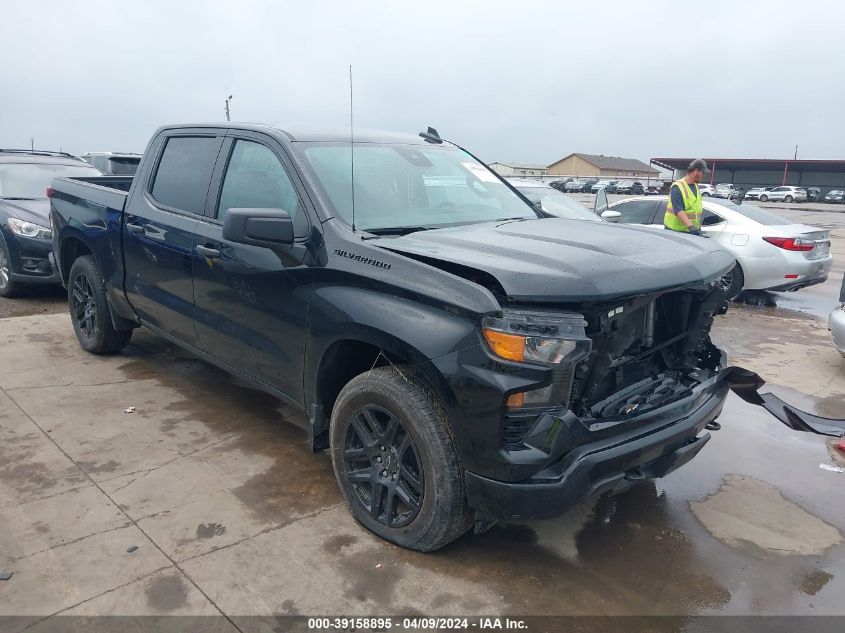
[52,175,133,213]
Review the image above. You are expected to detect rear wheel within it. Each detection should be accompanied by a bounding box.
[68,256,132,354]
[784,195,794,203]
[721,263,745,300]
[0,236,19,298]
[702,192,711,197]
[760,194,769,202]
[330,365,473,552]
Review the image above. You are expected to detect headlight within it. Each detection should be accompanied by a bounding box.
[482,309,592,409]
[8,218,52,239]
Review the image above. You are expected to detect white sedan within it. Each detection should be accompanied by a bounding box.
[599,196,833,298]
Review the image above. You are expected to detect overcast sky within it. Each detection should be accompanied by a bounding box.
[4,0,845,165]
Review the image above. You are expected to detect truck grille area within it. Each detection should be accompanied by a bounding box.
[500,283,727,452]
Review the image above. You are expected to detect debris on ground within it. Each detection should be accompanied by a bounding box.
[819,464,845,473]
[0,572,13,581]
[127,546,138,553]
[124,406,136,414]
[375,563,382,569]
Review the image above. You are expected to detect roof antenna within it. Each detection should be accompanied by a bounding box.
[349,65,356,233]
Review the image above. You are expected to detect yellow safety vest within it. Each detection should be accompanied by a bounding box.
[664,180,702,232]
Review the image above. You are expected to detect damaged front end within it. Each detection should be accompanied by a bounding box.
[493,279,732,458]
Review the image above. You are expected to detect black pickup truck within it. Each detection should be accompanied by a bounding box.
[50,123,837,551]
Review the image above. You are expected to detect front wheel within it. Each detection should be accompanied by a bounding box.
[330,365,473,552]
[0,235,19,298]
[68,255,133,354]
[759,194,769,202]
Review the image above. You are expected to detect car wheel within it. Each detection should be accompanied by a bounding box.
[702,192,711,197]
[784,195,793,203]
[0,234,19,298]
[330,365,473,552]
[759,195,768,202]
[68,255,133,354]
[721,263,745,300]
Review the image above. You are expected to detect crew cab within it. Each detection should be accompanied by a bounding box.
[50,124,832,552]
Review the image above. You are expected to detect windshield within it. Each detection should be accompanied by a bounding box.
[299,143,537,231]
[0,162,101,198]
[516,186,599,221]
[714,201,792,225]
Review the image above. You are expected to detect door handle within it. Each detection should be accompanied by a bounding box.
[196,244,221,259]
[126,222,145,235]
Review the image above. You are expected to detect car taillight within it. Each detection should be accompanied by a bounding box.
[45,187,53,198]
[762,236,814,251]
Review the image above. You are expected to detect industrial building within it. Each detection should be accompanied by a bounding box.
[547,153,659,179]
[651,157,845,195]
[488,162,549,177]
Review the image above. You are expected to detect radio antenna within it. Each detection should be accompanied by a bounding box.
[349,65,356,233]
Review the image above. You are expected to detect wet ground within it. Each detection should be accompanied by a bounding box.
[0,207,844,627]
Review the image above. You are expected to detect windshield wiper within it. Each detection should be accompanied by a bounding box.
[363,226,436,237]
[1,196,42,200]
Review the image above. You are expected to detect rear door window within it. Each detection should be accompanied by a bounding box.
[612,199,658,224]
[150,136,222,214]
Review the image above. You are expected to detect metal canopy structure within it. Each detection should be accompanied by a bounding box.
[650,157,845,191]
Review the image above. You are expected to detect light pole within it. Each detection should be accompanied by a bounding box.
[225,95,233,122]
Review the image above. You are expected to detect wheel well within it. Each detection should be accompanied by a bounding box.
[60,238,92,283]
[316,340,398,420]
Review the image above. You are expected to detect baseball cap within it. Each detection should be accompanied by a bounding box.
[688,159,710,173]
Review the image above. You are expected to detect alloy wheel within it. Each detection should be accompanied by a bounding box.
[0,245,9,289]
[343,405,425,528]
[71,273,97,338]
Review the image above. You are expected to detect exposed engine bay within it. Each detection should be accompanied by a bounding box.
[569,282,727,419]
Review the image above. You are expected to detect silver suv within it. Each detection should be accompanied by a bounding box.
[758,186,807,203]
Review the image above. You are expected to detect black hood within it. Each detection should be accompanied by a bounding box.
[373,218,735,303]
[1,198,50,225]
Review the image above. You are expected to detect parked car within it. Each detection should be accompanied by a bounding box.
[52,122,774,552]
[563,178,589,192]
[81,152,142,175]
[511,179,602,222]
[614,181,646,195]
[713,183,736,199]
[591,179,616,193]
[830,274,845,357]
[645,183,663,195]
[0,149,101,297]
[806,187,821,202]
[824,190,845,204]
[758,186,807,203]
[548,178,573,192]
[600,196,832,298]
[697,184,716,197]
[744,187,772,201]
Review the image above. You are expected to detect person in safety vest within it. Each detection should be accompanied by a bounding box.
[664,159,710,235]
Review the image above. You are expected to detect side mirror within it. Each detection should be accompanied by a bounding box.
[222,208,294,250]
[532,200,544,212]
[601,210,621,222]
[594,186,609,215]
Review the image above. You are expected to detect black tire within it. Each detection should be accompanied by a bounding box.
[330,365,473,552]
[721,263,745,300]
[68,255,132,354]
[784,195,793,203]
[702,192,711,197]
[759,194,768,202]
[0,233,19,298]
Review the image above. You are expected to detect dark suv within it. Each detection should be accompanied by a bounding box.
[0,149,101,297]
